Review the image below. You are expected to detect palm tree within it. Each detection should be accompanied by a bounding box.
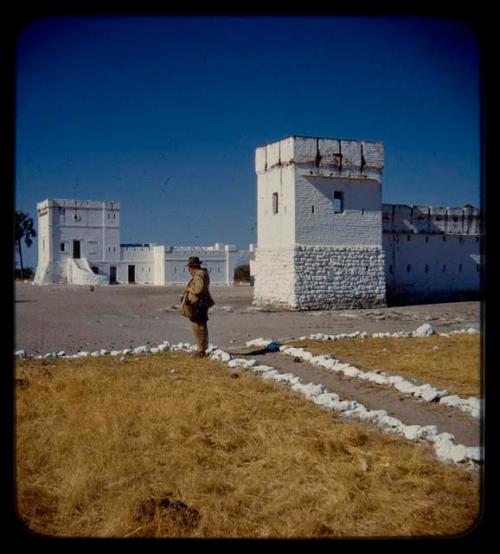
[15,210,37,280]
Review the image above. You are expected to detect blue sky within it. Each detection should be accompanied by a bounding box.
[15,15,481,269]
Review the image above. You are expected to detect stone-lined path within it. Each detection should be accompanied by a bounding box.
[228,347,481,448]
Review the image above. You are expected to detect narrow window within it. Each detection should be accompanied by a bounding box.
[476,237,479,243]
[407,235,411,241]
[459,264,463,272]
[361,208,365,216]
[406,264,411,273]
[425,236,429,243]
[333,191,343,214]
[311,205,315,214]
[113,213,116,219]
[60,242,65,252]
[459,237,464,244]
[174,267,177,273]
[272,192,279,214]
[442,236,446,242]
[425,264,429,273]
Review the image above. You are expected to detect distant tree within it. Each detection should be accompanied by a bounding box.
[234,264,250,282]
[15,267,35,280]
[15,210,37,280]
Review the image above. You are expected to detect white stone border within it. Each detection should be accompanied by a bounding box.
[15,338,482,467]
[220,350,482,467]
[246,325,482,419]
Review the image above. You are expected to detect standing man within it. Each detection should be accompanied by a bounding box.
[181,256,215,358]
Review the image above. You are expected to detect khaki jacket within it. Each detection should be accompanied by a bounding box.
[181,269,215,318]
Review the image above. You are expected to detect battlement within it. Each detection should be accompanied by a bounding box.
[382,204,481,235]
[38,198,120,212]
[256,136,384,182]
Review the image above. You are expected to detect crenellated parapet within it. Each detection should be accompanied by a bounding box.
[382,204,482,235]
[256,136,384,183]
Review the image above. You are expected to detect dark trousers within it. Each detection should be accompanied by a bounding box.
[191,320,209,352]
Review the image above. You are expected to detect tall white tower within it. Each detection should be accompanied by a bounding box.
[251,136,386,309]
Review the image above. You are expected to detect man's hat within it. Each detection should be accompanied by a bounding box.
[187,256,202,267]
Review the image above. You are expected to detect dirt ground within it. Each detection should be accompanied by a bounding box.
[15,283,481,355]
[15,282,483,450]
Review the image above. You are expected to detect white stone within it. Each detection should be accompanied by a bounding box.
[420,389,440,402]
[394,381,418,395]
[439,395,464,408]
[261,370,280,380]
[299,383,327,398]
[413,324,436,337]
[402,425,424,441]
[15,350,27,358]
[450,444,468,464]
[380,415,403,429]
[252,365,276,373]
[388,375,405,385]
[465,446,483,462]
[133,346,149,355]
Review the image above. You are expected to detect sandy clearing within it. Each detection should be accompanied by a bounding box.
[15,283,480,356]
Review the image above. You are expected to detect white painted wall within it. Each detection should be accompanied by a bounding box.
[253,135,386,309]
[294,174,381,246]
[256,164,295,248]
[383,233,481,298]
[33,198,246,286]
[34,199,120,285]
[251,247,297,307]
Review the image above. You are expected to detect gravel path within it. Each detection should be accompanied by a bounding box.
[226,348,481,447]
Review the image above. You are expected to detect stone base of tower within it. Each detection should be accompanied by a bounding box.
[251,245,386,310]
[251,248,298,309]
[294,245,386,309]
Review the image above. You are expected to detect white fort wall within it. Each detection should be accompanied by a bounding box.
[34,198,246,286]
[252,136,386,309]
[382,204,481,300]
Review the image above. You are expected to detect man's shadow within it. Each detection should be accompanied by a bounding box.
[226,347,270,357]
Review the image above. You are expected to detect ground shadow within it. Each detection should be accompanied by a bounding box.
[226,347,270,357]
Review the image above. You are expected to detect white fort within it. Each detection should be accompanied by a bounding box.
[250,135,481,309]
[33,199,249,286]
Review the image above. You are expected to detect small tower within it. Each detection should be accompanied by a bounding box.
[251,135,386,309]
[33,198,120,285]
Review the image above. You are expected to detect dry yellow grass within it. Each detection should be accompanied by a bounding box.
[15,353,480,538]
[290,335,481,398]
